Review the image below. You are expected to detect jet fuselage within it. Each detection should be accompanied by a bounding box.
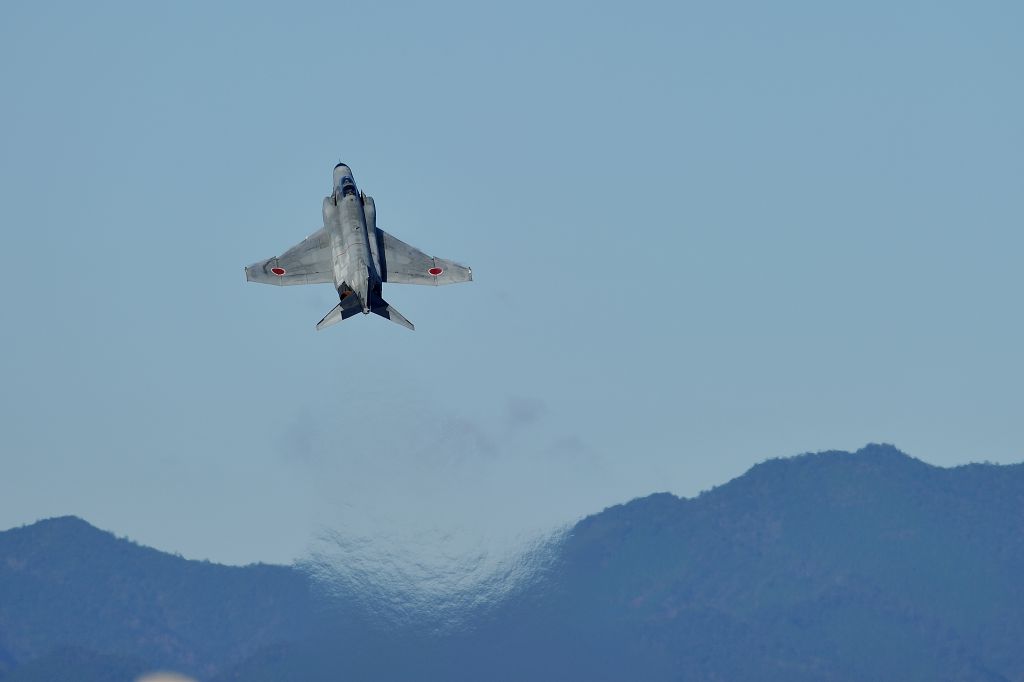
[324,163,380,313]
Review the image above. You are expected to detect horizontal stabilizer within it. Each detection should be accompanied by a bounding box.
[316,304,345,331]
[315,296,363,331]
[372,300,415,331]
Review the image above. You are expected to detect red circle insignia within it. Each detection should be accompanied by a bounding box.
[428,267,443,276]
[270,267,287,276]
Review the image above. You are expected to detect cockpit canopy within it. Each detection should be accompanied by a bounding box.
[339,175,357,197]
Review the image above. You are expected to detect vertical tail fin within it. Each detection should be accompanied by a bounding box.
[372,300,415,331]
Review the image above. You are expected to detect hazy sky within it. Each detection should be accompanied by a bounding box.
[2,1,1022,565]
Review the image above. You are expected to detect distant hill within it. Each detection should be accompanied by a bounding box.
[0,647,149,682]
[0,516,325,680]
[461,444,1024,681]
[3,444,1024,681]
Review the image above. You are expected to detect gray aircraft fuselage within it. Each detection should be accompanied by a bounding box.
[327,163,381,313]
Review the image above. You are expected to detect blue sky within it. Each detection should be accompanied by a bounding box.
[1,1,1022,565]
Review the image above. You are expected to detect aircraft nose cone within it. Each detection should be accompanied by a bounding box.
[332,163,354,189]
[334,162,347,169]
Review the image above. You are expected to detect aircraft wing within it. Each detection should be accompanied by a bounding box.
[245,229,334,286]
[376,228,472,286]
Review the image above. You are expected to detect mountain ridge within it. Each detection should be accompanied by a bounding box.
[0,513,325,679]
[3,444,1024,681]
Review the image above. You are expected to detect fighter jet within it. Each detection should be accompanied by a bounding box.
[245,163,472,331]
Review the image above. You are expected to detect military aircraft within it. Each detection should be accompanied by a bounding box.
[245,163,472,331]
